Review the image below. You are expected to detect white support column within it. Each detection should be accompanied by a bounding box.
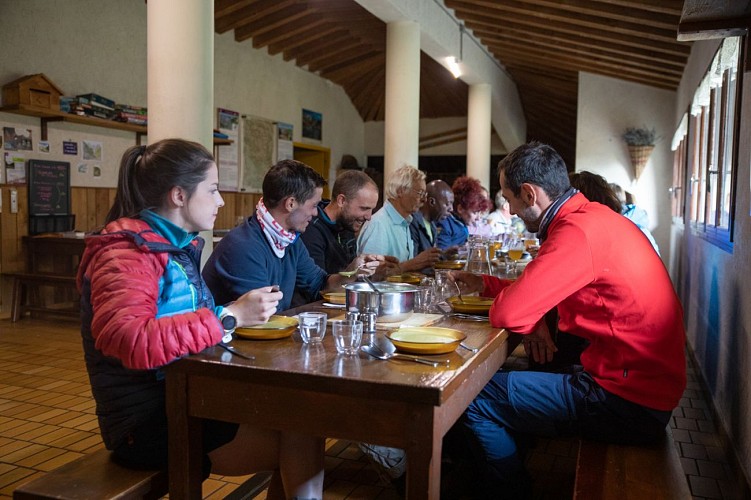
[466,83,492,189]
[147,0,214,264]
[147,0,213,148]
[384,21,420,181]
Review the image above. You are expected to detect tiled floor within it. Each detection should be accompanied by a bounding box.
[0,318,748,499]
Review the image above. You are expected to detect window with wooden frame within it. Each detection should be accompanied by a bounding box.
[670,113,687,220]
[685,36,743,251]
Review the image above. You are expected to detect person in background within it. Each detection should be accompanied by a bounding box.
[467,186,495,238]
[77,139,324,498]
[409,179,454,255]
[451,142,685,498]
[203,159,364,313]
[609,182,658,248]
[357,164,441,272]
[486,190,524,237]
[436,176,493,249]
[296,169,399,303]
[570,173,659,255]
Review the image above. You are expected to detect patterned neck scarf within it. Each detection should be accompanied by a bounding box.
[536,187,578,243]
[256,198,298,258]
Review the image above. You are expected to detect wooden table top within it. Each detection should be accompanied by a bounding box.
[174,303,508,408]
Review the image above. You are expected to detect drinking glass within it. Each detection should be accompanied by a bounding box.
[507,238,526,276]
[299,312,327,344]
[465,241,492,275]
[331,320,363,355]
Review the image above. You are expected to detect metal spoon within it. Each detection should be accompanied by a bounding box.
[362,276,382,296]
[458,342,479,353]
[454,281,466,303]
[360,344,448,367]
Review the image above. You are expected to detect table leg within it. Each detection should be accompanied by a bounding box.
[166,370,203,499]
[405,415,443,499]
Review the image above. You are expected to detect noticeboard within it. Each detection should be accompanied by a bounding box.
[28,160,70,216]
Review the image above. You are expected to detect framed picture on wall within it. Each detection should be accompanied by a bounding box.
[302,109,322,141]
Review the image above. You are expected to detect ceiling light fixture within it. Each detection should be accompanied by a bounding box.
[446,24,464,78]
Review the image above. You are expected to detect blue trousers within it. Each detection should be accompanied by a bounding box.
[460,368,671,497]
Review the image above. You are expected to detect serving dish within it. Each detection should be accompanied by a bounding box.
[344,282,417,323]
[322,291,346,305]
[386,326,466,354]
[385,273,424,285]
[234,315,298,340]
[447,296,494,315]
[433,260,465,270]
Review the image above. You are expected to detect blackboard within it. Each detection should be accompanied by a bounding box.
[28,160,71,215]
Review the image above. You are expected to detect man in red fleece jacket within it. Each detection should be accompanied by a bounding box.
[451,142,686,498]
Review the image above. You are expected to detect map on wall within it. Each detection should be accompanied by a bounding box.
[240,116,275,193]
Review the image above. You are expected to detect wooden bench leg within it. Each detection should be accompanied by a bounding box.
[11,276,24,322]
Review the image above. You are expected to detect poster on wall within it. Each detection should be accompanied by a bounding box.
[302,109,322,141]
[3,127,33,151]
[277,122,293,161]
[240,115,275,193]
[4,153,26,184]
[217,108,240,191]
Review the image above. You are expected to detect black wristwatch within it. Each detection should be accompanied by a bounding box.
[219,308,237,340]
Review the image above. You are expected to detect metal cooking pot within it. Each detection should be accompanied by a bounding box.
[343,281,417,323]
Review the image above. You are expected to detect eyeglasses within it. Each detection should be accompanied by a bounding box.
[412,188,428,199]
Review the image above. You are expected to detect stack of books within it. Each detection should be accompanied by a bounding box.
[76,93,117,119]
[113,104,147,126]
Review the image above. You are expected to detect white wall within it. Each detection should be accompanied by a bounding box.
[575,72,675,267]
[0,0,364,189]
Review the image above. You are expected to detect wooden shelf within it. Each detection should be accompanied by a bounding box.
[0,104,232,147]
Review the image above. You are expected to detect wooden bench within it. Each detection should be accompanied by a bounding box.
[573,428,691,499]
[13,448,167,500]
[8,272,79,322]
[13,447,274,500]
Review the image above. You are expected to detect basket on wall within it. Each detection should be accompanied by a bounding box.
[627,144,654,180]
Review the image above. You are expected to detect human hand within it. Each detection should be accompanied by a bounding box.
[521,320,558,364]
[448,271,484,295]
[230,285,282,326]
[414,248,442,268]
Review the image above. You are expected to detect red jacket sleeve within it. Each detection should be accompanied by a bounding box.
[484,222,595,334]
[87,241,223,370]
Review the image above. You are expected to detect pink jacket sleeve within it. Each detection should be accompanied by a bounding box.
[87,242,223,370]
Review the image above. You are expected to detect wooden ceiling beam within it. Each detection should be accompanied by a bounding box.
[294,35,363,66]
[309,48,381,74]
[454,8,689,56]
[449,0,679,42]
[271,26,341,57]
[488,39,684,79]
[282,31,350,61]
[420,134,468,151]
[589,0,683,16]
[254,17,329,51]
[321,54,385,81]
[234,4,309,42]
[215,0,255,19]
[508,0,679,30]
[472,24,688,68]
[502,52,678,86]
[215,0,295,33]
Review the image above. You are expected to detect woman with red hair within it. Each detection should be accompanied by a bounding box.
[436,176,493,249]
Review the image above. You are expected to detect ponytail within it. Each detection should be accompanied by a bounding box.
[105,139,214,225]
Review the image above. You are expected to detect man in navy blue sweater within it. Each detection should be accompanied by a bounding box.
[203,160,393,311]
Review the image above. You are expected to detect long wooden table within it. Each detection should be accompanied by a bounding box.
[165,304,510,499]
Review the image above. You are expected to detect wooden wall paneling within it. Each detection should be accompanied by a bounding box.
[94,187,112,229]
